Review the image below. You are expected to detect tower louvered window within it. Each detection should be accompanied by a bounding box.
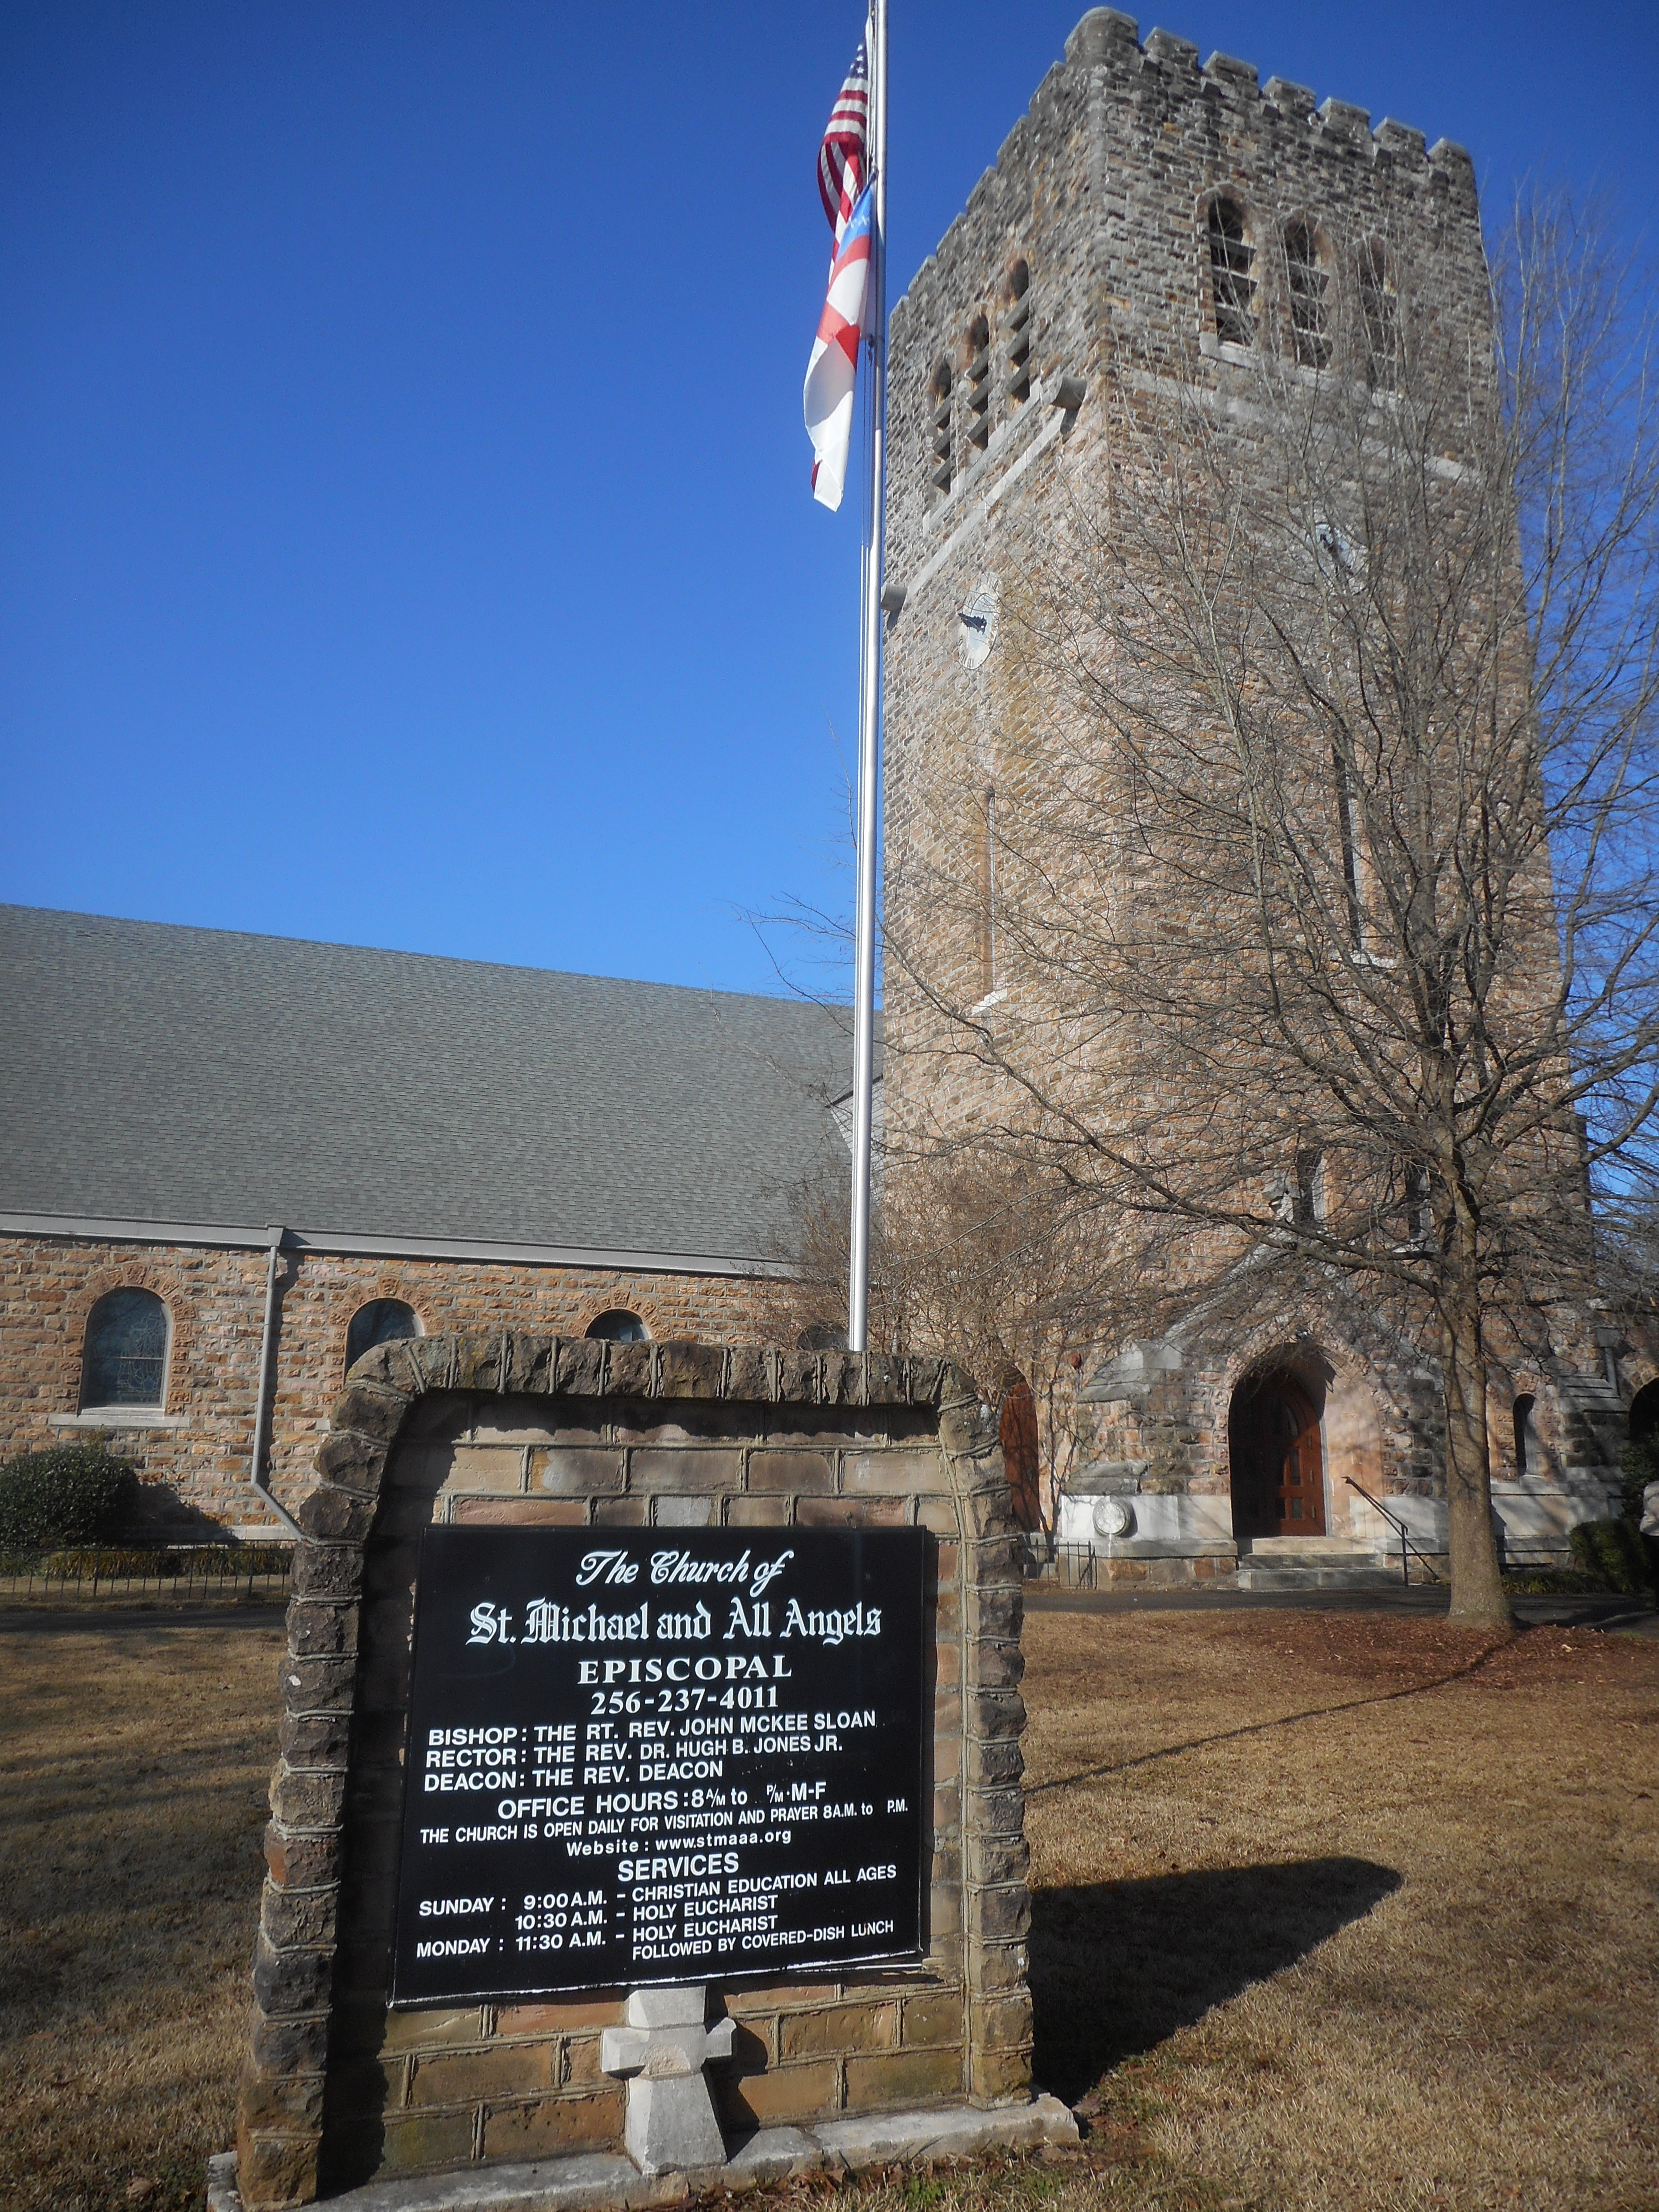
[965,314,991,450]
[1208,199,1254,346]
[1005,261,1031,402]
[928,359,953,492]
[1358,241,1398,388]
[1285,222,1331,368]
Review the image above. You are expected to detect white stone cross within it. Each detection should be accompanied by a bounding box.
[600,1986,735,2175]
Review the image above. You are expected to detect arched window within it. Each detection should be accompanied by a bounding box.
[965,313,991,450]
[1358,241,1398,388]
[977,783,998,997]
[798,1322,848,1352]
[928,357,953,494]
[1284,222,1330,368]
[346,1298,421,1372]
[1512,1394,1536,1477]
[586,1310,648,1343]
[1004,260,1031,402]
[1293,1147,1326,1226]
[1208,199,1255,346]
[81,1288,169,1409]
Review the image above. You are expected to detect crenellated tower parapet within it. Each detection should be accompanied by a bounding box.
[885,7,1484,584]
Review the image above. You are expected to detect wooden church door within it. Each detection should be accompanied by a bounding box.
[1229,1372,1327,1537]
[999,1371,1042,1531]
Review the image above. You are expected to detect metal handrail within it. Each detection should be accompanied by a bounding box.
[1344,1478,1442,1586]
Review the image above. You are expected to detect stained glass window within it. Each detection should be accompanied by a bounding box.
[81,1288,168,1408]
[346,1298,420,1370]
[586,1310,647,1343]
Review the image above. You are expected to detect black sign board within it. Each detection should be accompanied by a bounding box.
[389,1527,927,2004]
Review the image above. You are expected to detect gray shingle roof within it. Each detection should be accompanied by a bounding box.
[0,905,860,1267]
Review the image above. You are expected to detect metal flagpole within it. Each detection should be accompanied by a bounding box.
[847,0,887,1354]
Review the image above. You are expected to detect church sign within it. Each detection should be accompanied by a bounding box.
[233,1335,1061,2210]
[392,1527,926,2001]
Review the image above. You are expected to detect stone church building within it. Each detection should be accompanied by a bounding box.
[875,8,1650,1582]
[0,905,855,1537]
[4,12,1653,1578]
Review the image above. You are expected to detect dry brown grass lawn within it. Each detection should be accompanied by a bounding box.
[1,1607,1655,2212]
[0,1612,283,2212]
[1015,1608,1659,2211]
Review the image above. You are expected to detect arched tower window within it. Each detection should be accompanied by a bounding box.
[1293,1147,1326,1226]
[977,783,998,998]
[346,1298,421,1372]
[1358,241,1398,388]
[1004,260,1031,403]
[586,1310,648,1343]
[1284,222,1331,368]
[1207,198,1255,346]
[928,358,953,494]
[81,1288,169,1409]
[1512,1394,1536,1476]
[965,313,991,451]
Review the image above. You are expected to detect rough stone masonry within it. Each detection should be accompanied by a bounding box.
[874,6,1634,1580]
[233,1334,1070,2208]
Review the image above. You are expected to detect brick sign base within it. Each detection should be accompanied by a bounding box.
[234,1337,1059,2207]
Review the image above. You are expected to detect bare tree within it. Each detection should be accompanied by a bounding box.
[769,1148,1160,1531]
[887,196,1659,1629]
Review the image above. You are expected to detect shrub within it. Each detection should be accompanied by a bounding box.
[0,1445,139,1548]
[1503,1565,1607,1595]
[1568,1516,1653,1594]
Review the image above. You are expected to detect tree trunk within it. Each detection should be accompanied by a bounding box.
[1440,1292,1515,1632]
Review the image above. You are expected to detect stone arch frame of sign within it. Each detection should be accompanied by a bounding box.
[236,1335,1039,2210]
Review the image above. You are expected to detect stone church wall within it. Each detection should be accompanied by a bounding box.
[0,1234,776,1531]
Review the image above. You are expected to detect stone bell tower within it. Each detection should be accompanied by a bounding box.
[875,10,1621,1584]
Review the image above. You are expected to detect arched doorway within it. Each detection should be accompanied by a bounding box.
[1630,1382,1659,1509]
[1229,1367,1327,1538]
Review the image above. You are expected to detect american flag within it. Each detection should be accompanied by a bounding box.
[817,35,869,246]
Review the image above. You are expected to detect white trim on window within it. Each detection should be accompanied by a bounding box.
[49,1408,190,1430]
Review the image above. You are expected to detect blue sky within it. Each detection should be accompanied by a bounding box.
[3,1,1651,998]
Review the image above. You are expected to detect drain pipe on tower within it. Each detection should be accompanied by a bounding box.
[250,1224,304,1541]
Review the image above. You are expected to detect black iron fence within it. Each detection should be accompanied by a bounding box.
[1019,1536,1106,1589]
[0,1542,293,1605]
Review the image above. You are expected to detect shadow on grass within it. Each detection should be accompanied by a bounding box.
[1031,1856,1401,2104]
[1026,1644,1507,1802]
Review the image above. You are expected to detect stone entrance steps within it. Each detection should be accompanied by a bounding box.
[1233,1536,1405,1592]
